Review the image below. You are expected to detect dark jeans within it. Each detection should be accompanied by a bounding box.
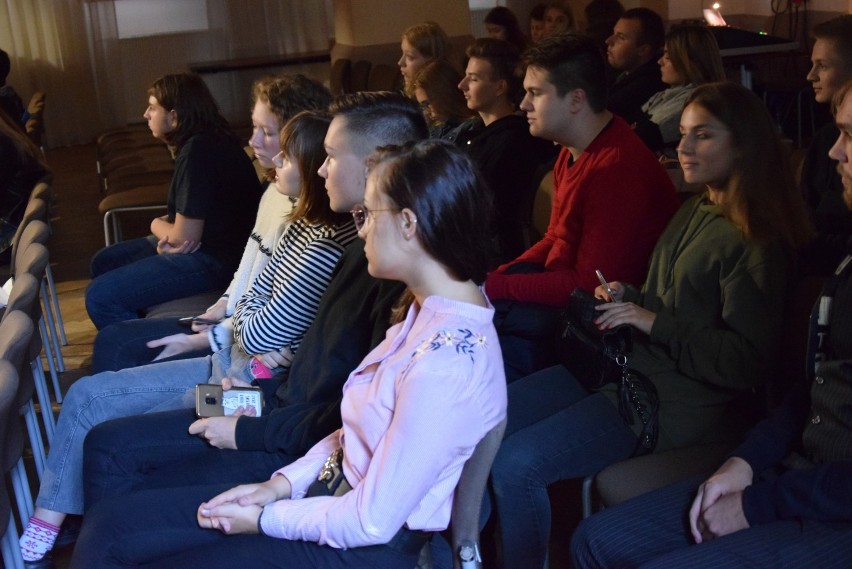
[71,484,420,569]
[83,408,295,511]
[492,262,562,383]
[86,236,232,329]
[92,318,213,373]
[489,366,637,569]
[571,475,852,568]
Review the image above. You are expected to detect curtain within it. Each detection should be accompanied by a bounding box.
[0,0,104,146]
[0,0,331,148]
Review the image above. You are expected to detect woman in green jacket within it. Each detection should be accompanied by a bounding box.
[491,81,815,569]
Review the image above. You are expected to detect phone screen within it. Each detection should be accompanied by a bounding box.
[195,385,262,418]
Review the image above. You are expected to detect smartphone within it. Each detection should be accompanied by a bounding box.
[178,316,220,327]
[595,269,618,301]
[195,384,263,418]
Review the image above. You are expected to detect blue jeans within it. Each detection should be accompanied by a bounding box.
[86,236,232,329]
[92,318,213,373]
[71,484,421,569]
[489,366,638,569]
[571,475,852,568]
[35,356,212,515]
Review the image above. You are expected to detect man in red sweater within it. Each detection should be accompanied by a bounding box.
[486,32,678,380]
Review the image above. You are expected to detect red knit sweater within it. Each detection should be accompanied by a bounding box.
[485,116,679,306]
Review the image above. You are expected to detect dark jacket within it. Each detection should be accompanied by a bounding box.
[234,239,405,455]
[607,59,666,125]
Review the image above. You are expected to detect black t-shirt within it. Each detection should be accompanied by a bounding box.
[167,131,262,264]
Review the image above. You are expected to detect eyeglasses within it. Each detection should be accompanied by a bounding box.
[350,203,396,231]
[418,99,431,110]
[272,152,285,169]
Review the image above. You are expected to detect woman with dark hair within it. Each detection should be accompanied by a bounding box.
[70,139,507,569]
[0,107,48,263]
[410,59,474,139]
[485,6,528,52]
[19,111,355,566]
[85,73,263,330]
[543,0,575,37]
[634,24,725,153]
[91,75,332,372]
[398,21,453,96]
[490,81,814,569]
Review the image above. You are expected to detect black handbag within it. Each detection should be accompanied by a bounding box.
[559,288,659,454]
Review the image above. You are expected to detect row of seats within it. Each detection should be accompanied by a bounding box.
[0,181,67,569]
[329,59,403,96]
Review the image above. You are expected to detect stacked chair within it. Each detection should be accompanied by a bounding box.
[96,126,174,246]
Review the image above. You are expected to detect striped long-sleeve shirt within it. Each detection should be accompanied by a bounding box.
[233,218,357,357]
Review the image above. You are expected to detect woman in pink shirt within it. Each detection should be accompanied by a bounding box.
[71,140,507,569]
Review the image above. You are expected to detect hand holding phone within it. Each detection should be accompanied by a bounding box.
[195,384,263,418]
[595,270,619,302]
[179,316,221,327]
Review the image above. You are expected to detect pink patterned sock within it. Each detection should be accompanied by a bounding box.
[19,517,60,561]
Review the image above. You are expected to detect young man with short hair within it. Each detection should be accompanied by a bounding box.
[484,33,678,381]
[456,38,557,262]
[605,7,667,123]
[801,15,852,274]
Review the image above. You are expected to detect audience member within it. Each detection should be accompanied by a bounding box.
[411,60,474,140]
[398,21,453,97]
[491,81,815,569]
[529,3,547,44]
[72,139,506,569]
[484,6,528,52]
[801,15,852,275]
[456,38,558,262]
[483,33,678,380]
[90,75,332,372]
[84,73,263,330]
[571,81,852,569]
[80,93,424,515]
[605,7,667,124]
[634,24,724,153]
[0,107,48,263]
[584,0,624,50]
[543,0,575,37]
[0,47,25,127]
[18,110,356,566]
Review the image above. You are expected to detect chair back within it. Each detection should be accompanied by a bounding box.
[14,242,49,285]
[7,197,47,276]
[3,273,41,324]
[0,310,35,410]
[0,359,23,474]
[448,418,507,569]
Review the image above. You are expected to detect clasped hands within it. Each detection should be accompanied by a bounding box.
[689,457,753,543]
[197,476,292,535]
[156,234,201,255]
[592,281,656,335]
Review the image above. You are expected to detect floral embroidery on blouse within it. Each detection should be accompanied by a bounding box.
[411,328,488,363]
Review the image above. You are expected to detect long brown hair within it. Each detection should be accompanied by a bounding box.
[280,111,348,227]
[147,73,234,149]
[0,108,46,170]
[411,60,474,125]
[685,82,814,250]
[665,25,725,86]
